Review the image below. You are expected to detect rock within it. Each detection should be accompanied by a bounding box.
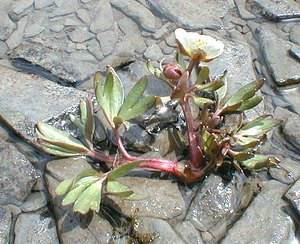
[0,10,16,41]
[118,17,140,35]
[86,38,104,60]
[6,15,28,50]
[289,45,300,61]
[153,23,176,40]
[285,179,300,216]
[234,0,256,19]
[282,112,300,150]
[90,0,114,33]
[110,0,156,32]
[10,43,98,84]
[49,23,64,32]
[148,0,229,30]
[24,22,45,38]
[76,8,91,25]
[13,0,33,15]
[96,30,118,56]
[0,138,37,206]
[256,24,300,86]
[0,41,8,58]
[125,33,147,54]
[68,28,94,43]
[34,0,55,9]
[45,158,114,244]
[20,192,48,212]
[115,38,135,57]
[132,217,185,243]
[174,220,203,244]
[0,206,13,244]
[70,50,97,62]
[64,17,82,26]
[221,180,295,243]
[290,25,300,45]
[14,212,59,244]
[49,0,79,18]
[248,0,300,20]
[144,44,164,61]
[0,65,87,141]
[105,177,186,220]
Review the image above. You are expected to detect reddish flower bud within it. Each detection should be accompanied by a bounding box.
[163,63,183,81]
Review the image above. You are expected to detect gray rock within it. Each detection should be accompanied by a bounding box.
[110,0,156,32]
[125,33,147,54]
[285,178,300,215]
[165,32,176,47]
[256,24,300,86]
[96,30,118,56]
[221,180,295,244]
[86,38,104,60]
[289,45,300,61]
[0,64,87,140]
[283,112,300,150]
[90,0,114,33]
[64,17,82,27]
[105,177,186,220]
[0,206,12,244]
[49,23,64,32]
[6,15,28,50]
[20,192,48,212]
[0,10,16,41]
[153,22,176,40]
[24,22,45,38]
[249,0,300,20]
[148,0,229,30]
[49,0,79,18]
[0,41,8,58]
[70,50,97,62]
[13,0,33,15]
[114,38,135,57]
[132,217,185,244]
[34,0,55,9]
[45,158,114,244]
[80,0,93,3]
[0,138,37,205]
[290,25,300,45]
[118,17,140,35]
[14,212,59,244]
[234,0,256,19]
[144,44,164,61]
[68,28,94,43]
[10,43,98,84]
[174,220,203,244]
[76,8,91,25]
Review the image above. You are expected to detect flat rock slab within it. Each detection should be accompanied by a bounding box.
[256,24,300,86]
[248,0,300,20]
[10,43,98,84]
[148,0,229,30]
[0,206,13,244]
[285,178,300,216]
[0,64,86,142]
[221,180,295,243]
[14,212,59,244]
[0,137,37,206]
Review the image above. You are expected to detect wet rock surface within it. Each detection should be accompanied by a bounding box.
[0,0,299,243]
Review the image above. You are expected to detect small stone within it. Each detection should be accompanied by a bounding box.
[234,0,256,19]
[144,44,164,61]
[174,220,204,244]
[0,206,13,243]
[68,28,94,43]
[86,38,104,60]
[118,17,140,35]
[165,32,176,47]
[0,41,8,58]
[70,51,97,62]
[283,112,300,150]
[289,45,300,61]
[0,10,16,41]
[20,192,47,212]
[153,22,175,40]
[49,0,79,18]
[76,8,91,25]
[110,0,156,32]
[0,138,37,206]
[6,15,28,50]
[127,33,147,54]
[34,0,55,9]
[24,23,45,38]
[290,25,300,45]
[49,23,64,32]
[76,43,87,50]
[159,40,175,55]
[14,212,59,244]
[96,30,118,56]
[285,179,300,215]
[13,0,33,15]
[115,38,135,57]
[64,17,82,26]
[90,0,114,33]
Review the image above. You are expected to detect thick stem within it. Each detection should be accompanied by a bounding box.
[181,98,204,169]
[88,149,115,164]
[187,58,197,75]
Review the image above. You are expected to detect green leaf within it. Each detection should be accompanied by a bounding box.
[120,96,156,122]
[225,79,264,107]
[236,96,263,112]
[80,99,87,125]
[238,116,282,136]
[73,179,104,214]
[232,152,254,161]
[236,136,260,148]
[215,71,227,101]
[107,160,144,181]
[240,155,280,170]
[55,178,74,196]
[196,66,209,84]
[69,114,84,133]
[38,140,85,157]
[194,77,224,92]
[192,96,214,108]
[220,101,243,114]
[171,71,189,101]
[84,97,95,146]
[106,181,144,200]
[94,71,104,107]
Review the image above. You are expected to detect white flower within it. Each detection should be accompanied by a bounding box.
[175,28,224,62]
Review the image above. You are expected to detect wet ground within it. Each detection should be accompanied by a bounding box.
[0,0,300,243]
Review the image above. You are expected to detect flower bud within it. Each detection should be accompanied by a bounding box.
[163,63,183,81]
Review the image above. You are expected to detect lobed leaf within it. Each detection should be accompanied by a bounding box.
[107,160,144,181]
[196,66,209,84]
[55,178,74,196]
[106,181,144,200]
[240,155,280,170]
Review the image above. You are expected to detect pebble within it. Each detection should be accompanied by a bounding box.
[144,43,164,61]
[76,8,91,25]
[118,17,140,35]
[49,0,79,18]
[6,15,28,50]
[13,0,33,15]
[0,41,8,58]
[285,179,300,216]
[0,10,16,41]
[289,25,300,45]
[89,0,114,33]
[34,0,55,9]
[86,38,104,60]
[24,23,45,38]
[68,28,94,43]
[96,30,118,56]
[63,17,82,26]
